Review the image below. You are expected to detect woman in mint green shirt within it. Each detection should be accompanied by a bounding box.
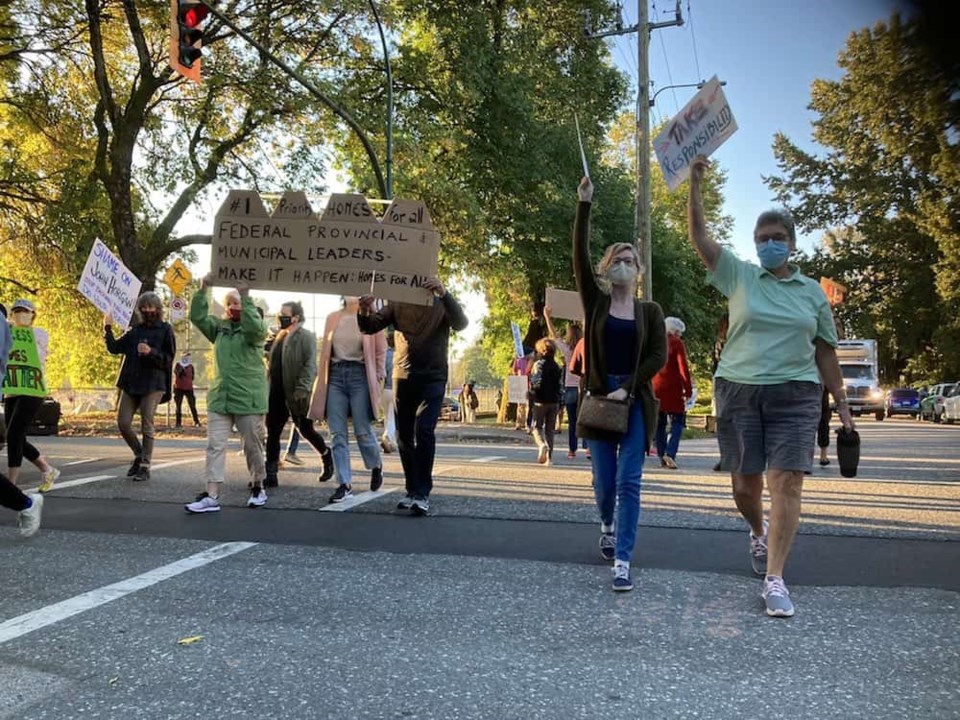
[688,155,855,619]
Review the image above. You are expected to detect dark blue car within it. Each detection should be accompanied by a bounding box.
[885,388,920,419]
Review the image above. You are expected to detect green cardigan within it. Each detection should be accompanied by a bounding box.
[573,200,667,446]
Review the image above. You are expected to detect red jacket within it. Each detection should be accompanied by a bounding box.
[653,334,692,414]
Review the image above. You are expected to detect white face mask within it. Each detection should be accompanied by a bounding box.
[606,262,638,286]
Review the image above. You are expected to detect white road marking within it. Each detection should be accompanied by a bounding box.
[0,542,257,646]
[23,475,115,493]
[471,456,506,463]
[319,487,398,512]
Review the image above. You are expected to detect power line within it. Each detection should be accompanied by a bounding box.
[687,0,703,81]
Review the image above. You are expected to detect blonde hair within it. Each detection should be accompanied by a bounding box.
[596,242,643,292]
[535,337,557,358]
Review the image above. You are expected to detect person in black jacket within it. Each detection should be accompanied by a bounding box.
[104,292,176,482]
[357,278,468,516]
[530,337,563,465]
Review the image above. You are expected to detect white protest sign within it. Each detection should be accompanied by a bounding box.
[653,76,738,191]
[76,239,142,327]
[510,322,524,358]
[546,288,584,322]
[507,375,528,404]
[212,191,439,305]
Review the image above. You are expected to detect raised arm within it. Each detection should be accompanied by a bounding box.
[687,155,722,272]
[573,177,602,309]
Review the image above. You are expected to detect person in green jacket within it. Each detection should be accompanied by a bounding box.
[185,275,269,513]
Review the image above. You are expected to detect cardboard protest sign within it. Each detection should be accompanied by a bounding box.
[77,239,142,327]
[653,76,738,191]
[507,375,528,404]
[510,322,524,358]
[211,191,440,305]
[546,288,584,322]
[2,327,47,398]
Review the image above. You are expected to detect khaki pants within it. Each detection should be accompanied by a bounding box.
[205,411,265,484]
[117,390,164,465]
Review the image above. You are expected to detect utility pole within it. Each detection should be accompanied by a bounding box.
[586,1,683,301]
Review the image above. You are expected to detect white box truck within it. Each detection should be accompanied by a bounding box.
[836,339,885,421]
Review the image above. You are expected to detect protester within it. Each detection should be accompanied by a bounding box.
[379,329,397,453]
[185,276,268,513]
[510,351,534,432]
[652,316,693,470]
[357,279,468,516]
[264,301,334,489]
[573,177,667,592]
[0,302,42,536]
[543,306,585,459]
[4,298,59,493]
[688,154,854,618]
[459,381,479,424]
[530,338,563,465]
[173,351,201,429]
[309,296,385,503]
[104,292,176,482]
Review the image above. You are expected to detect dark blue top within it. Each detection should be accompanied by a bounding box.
[105,321,176,395]
[603,315,637,376]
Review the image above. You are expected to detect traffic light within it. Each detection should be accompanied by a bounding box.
[169,0,210,83]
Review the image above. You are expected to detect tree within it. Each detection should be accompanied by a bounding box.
[766,12,960,379]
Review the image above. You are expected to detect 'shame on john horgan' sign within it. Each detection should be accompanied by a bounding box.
[212,190,440,305]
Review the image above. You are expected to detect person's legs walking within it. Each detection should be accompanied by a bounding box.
[665,412,685,461]
[236,413,266,506]
[1,471,42,537]
[542,403,558,461]
[5,396,45,485]
[532,403,548,463]
[264,389,289,486]
[817,387,830,464]
[411,379,445,506]
[380,387,396,449]
[116,391,144,460]
[394,378,419,503]
[655,412,668,460]
[325,363,354,496]
[133,391,163,480]
[187,411,231,512]
[345,363,383,491]
[564,388,579,455]
[613,402,646,563]
[174,390,185,428]
[187,390,201,425]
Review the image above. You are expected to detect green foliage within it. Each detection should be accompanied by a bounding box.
[766,13,960,380]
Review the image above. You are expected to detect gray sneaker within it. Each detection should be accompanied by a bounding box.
[410,496,430,516]
[397,494,414,510]
[185,492,221,514]
[762,575,795,618]
[750,520,769,576]
[18,494,43,538]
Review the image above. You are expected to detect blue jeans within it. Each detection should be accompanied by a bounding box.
[563,387,587,452]
[286,427,300,455]
[395,376,446,499]
[326,362,382,487]
[588,375,647,563]
[655,412,685,460]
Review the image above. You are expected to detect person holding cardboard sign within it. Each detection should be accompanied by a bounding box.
[573,177,667,593]
[3,298,60,493]
[688,154,854,618]
[357,277,468,516]
[185,275,269,513]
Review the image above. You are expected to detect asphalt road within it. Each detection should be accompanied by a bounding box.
[1,417,958,719]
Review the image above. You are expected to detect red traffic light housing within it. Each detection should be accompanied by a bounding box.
[170,1,210,82]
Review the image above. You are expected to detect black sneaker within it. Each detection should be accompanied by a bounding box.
[370,466,383,492]
[132,464,151,482]
[263,472,279,489]
[397,494,414,510]
[411,495,430,516]
[599,533,615,562]
[127,457,142,477]
[319,448,334,482]
[329,484,352,503]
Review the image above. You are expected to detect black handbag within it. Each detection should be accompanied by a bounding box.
[576,337,643,437]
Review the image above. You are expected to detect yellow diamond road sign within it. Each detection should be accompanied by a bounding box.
[164,259,192,296]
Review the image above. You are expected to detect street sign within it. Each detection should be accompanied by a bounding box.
[164,258,193,296]
[170,296,187,322]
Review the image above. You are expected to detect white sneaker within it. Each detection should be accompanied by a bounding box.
[18,494,43,537]
[537,445,548,464]
[282,453,304,466]
[185,492,221,513]
[38,467,60,494]
[247,485,267,508]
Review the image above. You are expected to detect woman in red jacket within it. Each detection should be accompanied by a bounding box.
[653,317,693,469]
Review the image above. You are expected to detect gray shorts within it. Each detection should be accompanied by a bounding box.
[714,378,822,474]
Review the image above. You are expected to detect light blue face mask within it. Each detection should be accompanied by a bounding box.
[756,239,790,270]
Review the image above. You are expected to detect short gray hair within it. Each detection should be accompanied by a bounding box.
[664,316,686,335]
[755,208,796,244]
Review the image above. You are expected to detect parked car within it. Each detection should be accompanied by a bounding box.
[920,382,957,423]
[439,396,460,421]
[885,388,920,419]
[942,384,960,424]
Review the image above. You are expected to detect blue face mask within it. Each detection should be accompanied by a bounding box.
[756,239,790,269]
